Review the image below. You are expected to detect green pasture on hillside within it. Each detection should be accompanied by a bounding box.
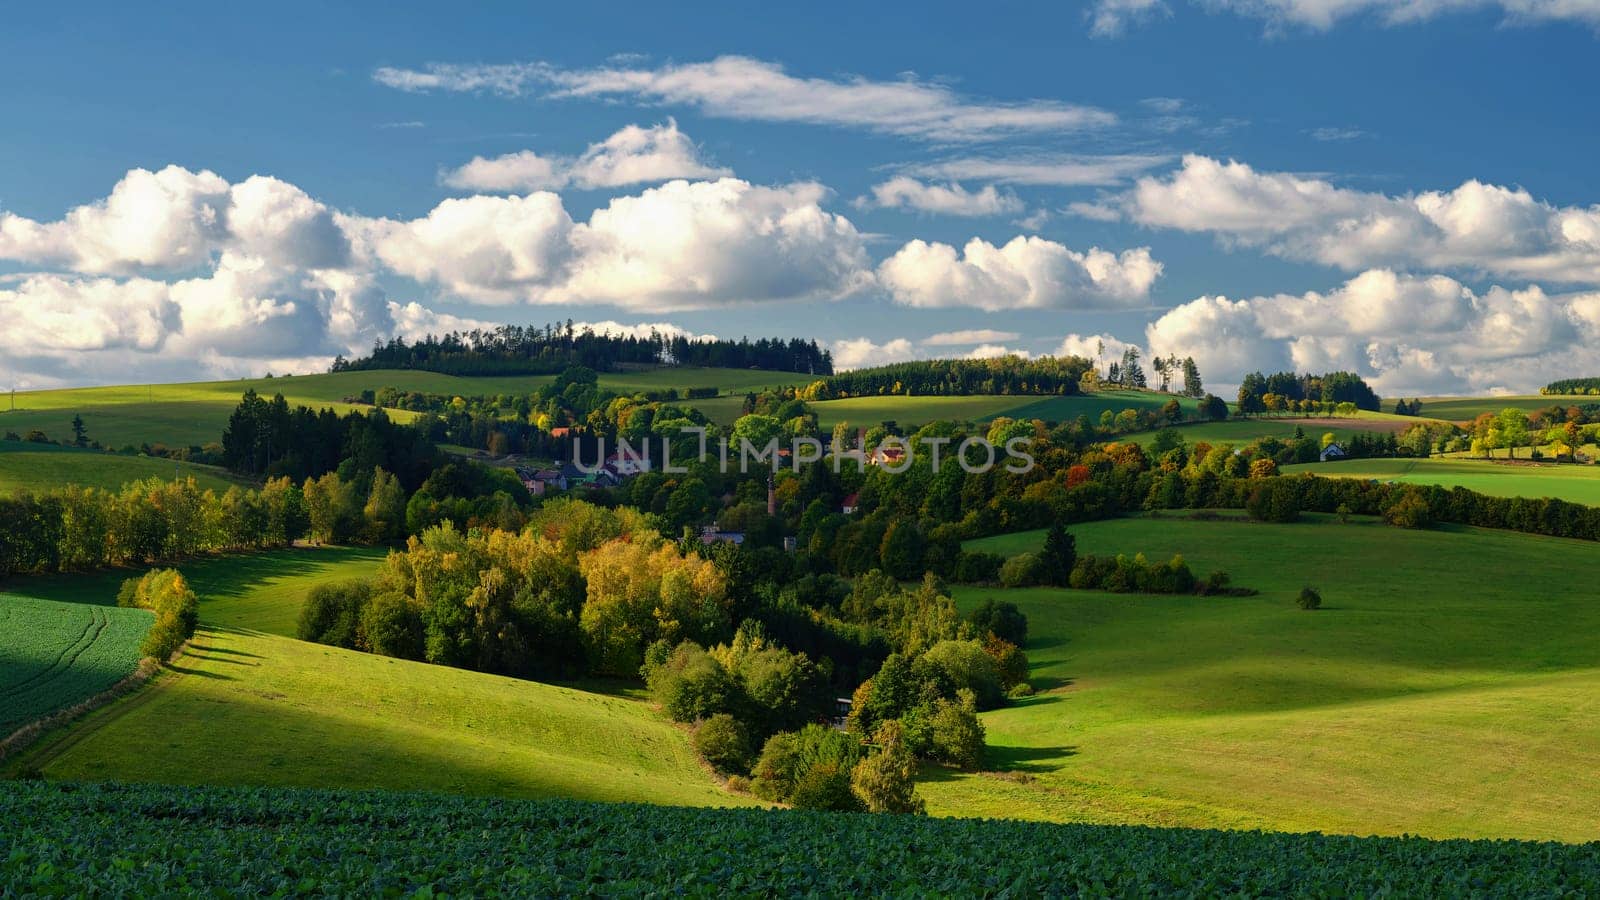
[1283,456,1600,504]
[7,545,390,636]
[0,367,812,448]
[944,513,1600,841]
[0,440,242,495]
[1416,394,1592,422]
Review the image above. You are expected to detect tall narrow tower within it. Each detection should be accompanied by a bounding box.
[767,474,776,516]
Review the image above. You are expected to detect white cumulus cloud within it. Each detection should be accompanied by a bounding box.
[878,236,1162,310]
[441,119,729,192]
[858,177,1023,217]
[1081,154,1600,284]
[1146,269,1600,395]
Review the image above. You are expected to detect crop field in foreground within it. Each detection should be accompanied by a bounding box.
[3,780,1595,895]
[0,595,151,736]
[11,625,749,807]
[0,440,242,494]
[0,367,811,448]
[1283,456,1600,504]
[946,512,1600,841]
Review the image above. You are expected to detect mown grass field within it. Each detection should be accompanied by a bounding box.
[1283,457,1600,504]
[0,367,812,448]
[8,545,390,636]
[1128,412,1425,450]
[945,513,1600,841]
[14,626,750,807]
[809,390,1200,429]
[0,595,151,735]
[1416,394,1591,422]
[2,544,744,807]
[0,440,242,495]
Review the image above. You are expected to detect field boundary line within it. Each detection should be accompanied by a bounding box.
[0,642,186,767]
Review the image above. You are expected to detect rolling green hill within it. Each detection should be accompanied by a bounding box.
[0,440,243,495]
[2,544,744,807]
[1283,457,1600,504]
[948,513,1600,841]
[0,595,152,736]
[15,626,749,807]
[1416,394,1590,422]
[0,367,813,448]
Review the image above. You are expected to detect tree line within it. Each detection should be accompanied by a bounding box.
[331,323,833,376]
[819,356,1095,398]
[1542,378,1600,396]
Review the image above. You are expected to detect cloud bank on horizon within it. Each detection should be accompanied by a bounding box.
[4,25,1599,396]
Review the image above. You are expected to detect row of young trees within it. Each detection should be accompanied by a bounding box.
[0,467,425,579]
[1542,378,1600,395]
[332,324,833,376]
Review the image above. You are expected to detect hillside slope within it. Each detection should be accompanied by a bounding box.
[945,513,1600,841]
[20,626,752,808]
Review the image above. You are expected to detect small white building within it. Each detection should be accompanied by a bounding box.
[1320,442,1348,462]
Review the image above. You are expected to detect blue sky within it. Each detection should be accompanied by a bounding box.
[3,0,1598,394]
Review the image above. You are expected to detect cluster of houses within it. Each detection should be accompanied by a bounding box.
[514,450,653,496]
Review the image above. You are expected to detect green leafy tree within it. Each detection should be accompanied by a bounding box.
[851,721,925,814]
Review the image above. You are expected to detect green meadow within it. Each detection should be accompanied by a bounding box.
[1283,456,1600,504]
[0,367,812,448]
[0,440,242,494]
[944,513,1600,841]
[1415,394,1591,422]
[1128,412,1422,450]
[2,545,748,807]
[6,544,391,636]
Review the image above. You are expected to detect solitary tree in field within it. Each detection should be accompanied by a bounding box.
[1297,586,1322,611]
[1040,523,1076,587]
[70,414,88,447]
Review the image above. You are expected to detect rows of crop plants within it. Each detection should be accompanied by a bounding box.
[4,781,1595,894]
[0,596,152,735]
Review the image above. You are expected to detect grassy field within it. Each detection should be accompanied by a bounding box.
[943,513,1600,842]
[0,367,812,448]
[2,544,744,806]
[1416,394,1590,422]
[13,626,752,807]
[809,390,1200,429]
[0,595,152,736]
[1128,412,1425,450]
[1284,457,1600,504]
[0,440,242,495]
[7,545,390,636]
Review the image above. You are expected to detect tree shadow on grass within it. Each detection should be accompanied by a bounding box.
[186,643,264,659]
[986,742,1078,774]
[166,664,235,680]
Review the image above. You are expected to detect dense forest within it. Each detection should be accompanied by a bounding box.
[331,324,833,376]
[820,356,1096,398]
[1543,377,1600,395]
[1236,370,1380,414]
